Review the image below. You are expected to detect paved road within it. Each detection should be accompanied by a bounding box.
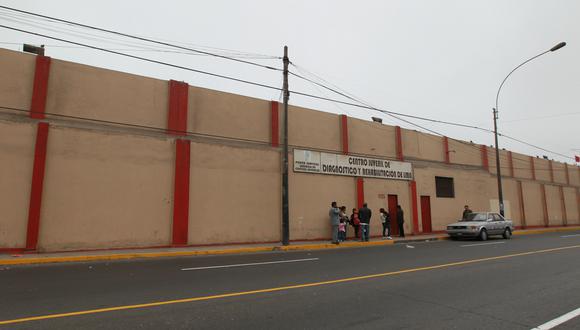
[1,231,579,329]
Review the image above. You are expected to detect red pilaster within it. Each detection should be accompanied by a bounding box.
[168,80,191,245]
[26,123,49,250]
[530,157,536,180]
[25,55,52,250]
[517,181,526,228]
[340,115,349,155]
[409,180,419,235]
[549,161,554,183]
[172,139,190,245]
[270,101,279,147]
[30,56,51,119]
[395,126,403,161]
[559,186,567,226]
[356,177,364,209]
[481,145,489,171]
[508,151,514,177]
[443,136,450,164]
[167,80,189,135]
[540,184,548,227]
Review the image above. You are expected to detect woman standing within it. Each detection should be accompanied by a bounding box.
[380,208,392,239]
[350,208,360,239]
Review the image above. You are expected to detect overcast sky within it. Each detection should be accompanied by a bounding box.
[1,0,578,164]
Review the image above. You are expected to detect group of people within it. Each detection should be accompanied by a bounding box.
[329,201,405,244]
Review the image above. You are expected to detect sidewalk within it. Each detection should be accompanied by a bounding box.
[1,226,578,266]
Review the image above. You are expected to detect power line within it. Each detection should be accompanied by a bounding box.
[0,5,282,70]
[0,11,573,161]
[0,24,284,93]
[2,105,576,173]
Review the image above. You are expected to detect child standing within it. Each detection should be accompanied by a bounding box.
[338,219,347,242]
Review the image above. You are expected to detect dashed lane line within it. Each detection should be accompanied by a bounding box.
[0,244,579,326]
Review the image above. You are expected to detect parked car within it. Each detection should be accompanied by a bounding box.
[446,212,514,241]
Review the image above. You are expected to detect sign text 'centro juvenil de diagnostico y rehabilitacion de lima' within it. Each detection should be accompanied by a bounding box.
[293,149,413,180]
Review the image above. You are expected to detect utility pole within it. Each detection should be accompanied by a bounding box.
[282,46,290,245]
[493,108,504,217]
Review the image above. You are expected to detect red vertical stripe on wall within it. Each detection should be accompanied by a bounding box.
[540,184,548,227]
[26,123,49,250]
[168,80,191,245]
[517,181,526,228]
[270,101,279,147]
[443,136,450,164]
[549,161,554,182]
[530,157,536,180]
[30,56,51,119]
[508,151,514,177]
[340,115,349,155]
[559,186,567,226]
[172,139,190,245]
[409,180,419,235]
[480,145,489,171]
[356,177,364,209]
[395,126,403,161]
[167,80,189,135]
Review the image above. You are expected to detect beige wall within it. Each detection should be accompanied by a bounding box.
[414,166,495,231]
[189,86,271,144]
[363,178,410,236]
[289,155,356,240]
[38,126,174,251]
[534,158,551,182]
[448,139,481,167]
[1,48,579,251]
[544,185,563,226]
[521,182,544,226]
[488,149,510,176]
[46,59,169,130]
[288,105,340,152]
[0,120,35,248]
[349,117,396,158]
[552,162,567,184]
[512,153,533,180]
[568,165,580,187]
[403,130,445,162]
[563,188,579,224]
[0,49,35,112]
[189,143,280,244]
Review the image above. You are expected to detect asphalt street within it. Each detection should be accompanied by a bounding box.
[0,231,579,329]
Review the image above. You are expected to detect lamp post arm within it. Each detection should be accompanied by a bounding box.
[495,50,550,112]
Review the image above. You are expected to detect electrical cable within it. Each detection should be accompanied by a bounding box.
[0,5,282,70]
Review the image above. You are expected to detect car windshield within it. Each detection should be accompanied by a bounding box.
[461,212,487,222]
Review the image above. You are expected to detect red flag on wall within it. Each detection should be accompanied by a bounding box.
[576,155,580,163]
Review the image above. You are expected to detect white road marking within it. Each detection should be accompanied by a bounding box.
[180,258,319,271]
[561,234,580,238]
[460,242,506,247]
[531,306,580,330]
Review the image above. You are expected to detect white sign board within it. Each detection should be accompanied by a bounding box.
[293,149,413,180]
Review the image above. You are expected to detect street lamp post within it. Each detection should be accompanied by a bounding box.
[493,42,566,217]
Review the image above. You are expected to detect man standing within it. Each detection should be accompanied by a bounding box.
[329,202,340,244]
[396,205,405,238]
[358,203,372,242]
[462,205,472,220]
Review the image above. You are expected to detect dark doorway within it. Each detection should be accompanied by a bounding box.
[388,194,399,236]
[420,196,432,233]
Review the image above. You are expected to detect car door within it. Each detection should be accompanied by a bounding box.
[486,213,498,234]
[493,213,505,234]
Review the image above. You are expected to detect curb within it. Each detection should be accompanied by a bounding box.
[1,226,578,266]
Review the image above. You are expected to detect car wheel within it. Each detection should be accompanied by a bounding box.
[479,229,488,241]
[503,228,512,239]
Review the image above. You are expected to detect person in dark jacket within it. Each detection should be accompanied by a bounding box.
[462,205,472,220]
[358,203,372,242]
[396,205,405,238]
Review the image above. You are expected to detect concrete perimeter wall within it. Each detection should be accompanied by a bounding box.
[1,47,578,251]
